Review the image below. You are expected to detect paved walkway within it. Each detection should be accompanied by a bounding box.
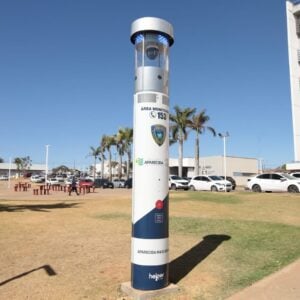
[227,258,300,300]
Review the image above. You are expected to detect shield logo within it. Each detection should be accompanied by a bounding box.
[151,125,166,146]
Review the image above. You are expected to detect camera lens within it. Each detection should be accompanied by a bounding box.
[146,45,159,60]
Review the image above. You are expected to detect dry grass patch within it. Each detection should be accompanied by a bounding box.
[0,183,299,299]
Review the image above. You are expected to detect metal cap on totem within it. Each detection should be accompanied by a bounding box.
[130,17,174,46]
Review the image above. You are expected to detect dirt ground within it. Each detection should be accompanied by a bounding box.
[0,180,299,300]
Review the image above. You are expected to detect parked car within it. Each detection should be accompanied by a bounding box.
[246,173,300,193]
[290,172,300,178]
[219,176,236,190]
[169,175,189,190]
[182,177,192,182]
[65,177,78,186]
[55,175,65,183]
[0,175,8,181]
[124,178,132,189]
[79,179,94,188]
[46,178,60,185]
[31,175,45,183]
[188,175,232,192]
[94,179,114,189]
[23,172,32,178]
[113,178,126,188]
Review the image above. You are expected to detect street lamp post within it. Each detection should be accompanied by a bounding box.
[8,157,12,189]
[45,145,50,183]
[218,132,229,192]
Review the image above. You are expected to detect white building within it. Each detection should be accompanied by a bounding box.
[170,156,258,186]
[95,156,258,185]
[286,0,300,162]
[0,163,46,177]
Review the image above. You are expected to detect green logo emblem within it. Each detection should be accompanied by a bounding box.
[135,158,144,166]
[151,125,166,146]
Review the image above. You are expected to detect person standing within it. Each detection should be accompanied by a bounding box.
[69,177,79,196]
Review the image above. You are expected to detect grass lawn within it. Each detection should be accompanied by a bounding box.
[167,191,300,299]
[0,185,299,299]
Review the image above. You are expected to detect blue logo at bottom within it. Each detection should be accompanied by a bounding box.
[132,263,169,290]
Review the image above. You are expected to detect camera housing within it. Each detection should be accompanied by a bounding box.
[146,44,159,60]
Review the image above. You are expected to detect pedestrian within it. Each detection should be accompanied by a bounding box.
[69,177,79,196]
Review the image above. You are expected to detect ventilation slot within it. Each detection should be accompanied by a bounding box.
[138,94,157,103]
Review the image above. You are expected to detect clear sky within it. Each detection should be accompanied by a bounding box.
[0,0,293,170]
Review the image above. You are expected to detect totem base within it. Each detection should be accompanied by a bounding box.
[121,282,179,300]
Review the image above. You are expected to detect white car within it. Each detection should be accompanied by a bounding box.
[290,172,300,179]
[188,175,232,192]
[169,175,189,190]
[0,175,8,181]
[55,175,65,183]
[246,173,300,193]
[113,179,125,188]
[46,178,60,185]
[31,175,44,183]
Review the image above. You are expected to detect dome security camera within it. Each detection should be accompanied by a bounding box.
[146,44,159,60]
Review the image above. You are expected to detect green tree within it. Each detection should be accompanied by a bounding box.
[22,156,32,171]
[170,106,196,177]
[88,146,101,181]
[0,157,4,163]
[13,156,32,177]
[188,109,216,176]
[14,157,22,177]
[102,135,116,181]
[52,165,70,174]
[117,127,133,179]
[99,136,107,178]
[115,130,125,179]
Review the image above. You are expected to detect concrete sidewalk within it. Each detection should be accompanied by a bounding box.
[227,258,300,300]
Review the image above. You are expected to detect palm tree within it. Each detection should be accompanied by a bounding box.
[102,135,116,181]
[115,130,125,179]
[188,109,216,176]
[99,136,107,178]
[88,146,101,181]
[170,105,196,177]
[117,127,133,179]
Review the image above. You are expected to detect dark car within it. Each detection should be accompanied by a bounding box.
[94,178,114,189]
[124,178,132,189]
[219,176,236,190]
[79,179,94,188]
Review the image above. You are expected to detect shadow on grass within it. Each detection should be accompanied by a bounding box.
[0,202,80,212]
[0,264,57,286]
[169,234,231,283]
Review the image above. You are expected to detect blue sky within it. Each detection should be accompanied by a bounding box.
[0,0,293,170]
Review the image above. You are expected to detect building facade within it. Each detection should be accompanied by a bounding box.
[169,156,258,186]
[0,163,46,178]
[286,0,300,161]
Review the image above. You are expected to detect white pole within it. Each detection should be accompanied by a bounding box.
[45,145,50,183]
[219,132,229,192]
[8,157,11,189]
[224,136,226,193]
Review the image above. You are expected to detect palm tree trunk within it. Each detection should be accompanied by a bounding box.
[108,150,112,181]
[93,156,96,181]
[118,153,122,179]
[126,151,131,179]
[194,132,199,176]
[101,154,105,178]
[178,138,183,177]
